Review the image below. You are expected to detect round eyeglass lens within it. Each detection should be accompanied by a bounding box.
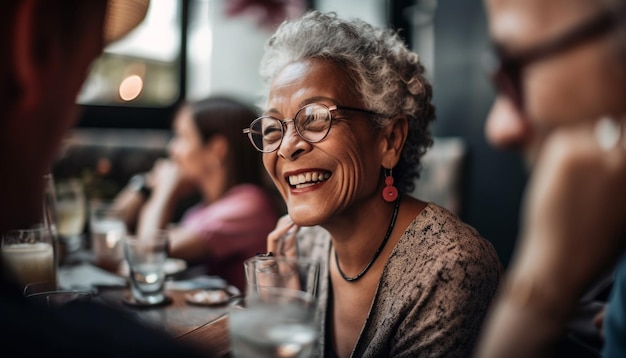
[249,116,283,152]
[248,103,334,152]
[295,104,332,143]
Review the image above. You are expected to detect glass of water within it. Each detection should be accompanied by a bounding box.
[89,200,127,272]
[55,178,86,254]
[123,230,169,305]
[229,256,321,358]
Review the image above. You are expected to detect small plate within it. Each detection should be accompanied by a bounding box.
[185,286,241,306]
[122,294,173,308]
[118,258,187,277]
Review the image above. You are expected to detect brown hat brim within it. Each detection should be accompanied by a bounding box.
[104,0,150,45]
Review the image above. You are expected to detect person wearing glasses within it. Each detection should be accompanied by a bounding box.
[475,0,626,357]
[113,96,281,291]
[244,11,502,357]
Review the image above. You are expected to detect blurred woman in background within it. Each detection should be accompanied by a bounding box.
[114,96,281,290]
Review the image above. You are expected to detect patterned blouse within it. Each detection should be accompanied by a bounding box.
[296,202,502,357]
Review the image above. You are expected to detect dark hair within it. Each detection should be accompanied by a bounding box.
[188,96,265,187]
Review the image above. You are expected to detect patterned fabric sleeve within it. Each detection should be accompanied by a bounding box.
[389,232,501,357]
[356,203,501,357]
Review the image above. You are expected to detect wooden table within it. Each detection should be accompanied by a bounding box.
[177,314,231,357]
[59,256,234,357]
[96,287,233,356]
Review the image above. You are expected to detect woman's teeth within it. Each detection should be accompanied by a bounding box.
[288,171,330,188]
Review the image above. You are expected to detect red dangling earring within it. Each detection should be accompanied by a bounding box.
[382,168,398,202]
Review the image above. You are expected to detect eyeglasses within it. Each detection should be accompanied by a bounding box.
[487,9,620,111]
[243,103,379,153]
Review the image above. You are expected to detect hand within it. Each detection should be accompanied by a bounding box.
[147,159,193,198]
[593,304,606,339]
[267,214,299,257]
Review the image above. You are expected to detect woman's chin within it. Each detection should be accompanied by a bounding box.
[288,207,325,227]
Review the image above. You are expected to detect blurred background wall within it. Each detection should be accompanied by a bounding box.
[428,0,526,268]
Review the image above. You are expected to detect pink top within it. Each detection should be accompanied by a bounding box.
[181,184,279,290]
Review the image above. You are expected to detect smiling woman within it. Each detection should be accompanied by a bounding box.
[249,10,503,358]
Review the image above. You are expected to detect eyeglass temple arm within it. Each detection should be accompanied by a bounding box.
[496,10,617,66]
[333,105,381,117]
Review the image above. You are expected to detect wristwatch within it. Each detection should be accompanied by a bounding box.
[129,174,152,199]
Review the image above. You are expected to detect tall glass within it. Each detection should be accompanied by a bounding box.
[1,225,57,292]
[55,178,86,255]
[229,256,321,358]
[42,173,60,285]
[89,200,127,272]
[123,230,169,305]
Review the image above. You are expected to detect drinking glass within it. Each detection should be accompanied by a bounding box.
[25,289,93,307]
[1,225,57,292]
[89,200,127,272]
[42,173,60,278]
[123,230,169,305]
[55,178,86,255]
[229,256,321,358]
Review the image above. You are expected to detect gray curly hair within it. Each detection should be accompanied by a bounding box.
[259,11,436,193]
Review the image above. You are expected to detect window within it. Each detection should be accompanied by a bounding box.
[77,0,186,129]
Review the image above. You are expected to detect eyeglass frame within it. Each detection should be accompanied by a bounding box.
[487,9,621,112]
[242,103,380,153]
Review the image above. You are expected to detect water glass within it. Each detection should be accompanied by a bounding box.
[123,230,169,305]
[55,178,86,254]
[42,173,61,276]
[89,201,127,272]
[1,226,57,292]
[229,256,321,358]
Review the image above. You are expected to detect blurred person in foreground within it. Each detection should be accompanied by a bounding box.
[475,0,626,357]
[0,0,205,356]
[113,96,280,291]
[247,11,502,357]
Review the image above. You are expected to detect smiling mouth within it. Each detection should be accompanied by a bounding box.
[287,171,331,189]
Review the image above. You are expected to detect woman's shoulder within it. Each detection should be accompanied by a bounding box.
[184,184,278,222]
[400,201,501,268]
[227,184,271,199]
[235,183,283,203]
[414,202,487,242]
[223,184,278,209]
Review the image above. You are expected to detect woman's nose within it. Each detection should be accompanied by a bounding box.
[485,95,532,150]
[277,121,310,160]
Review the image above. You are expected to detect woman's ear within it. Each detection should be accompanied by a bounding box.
[380,115,409,167]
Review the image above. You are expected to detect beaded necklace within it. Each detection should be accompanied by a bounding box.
[334,196,400,282]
